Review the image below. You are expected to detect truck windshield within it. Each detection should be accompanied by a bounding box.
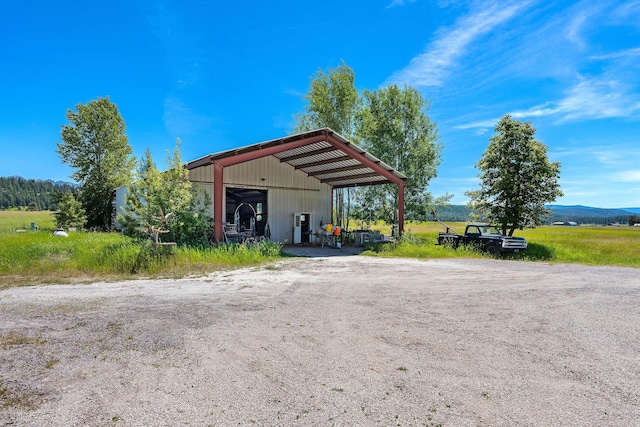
[479,226,501,235]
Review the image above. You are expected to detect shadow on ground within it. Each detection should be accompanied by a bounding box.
[281,244,366,257]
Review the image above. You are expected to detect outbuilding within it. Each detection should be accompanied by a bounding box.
[186,128,407,243]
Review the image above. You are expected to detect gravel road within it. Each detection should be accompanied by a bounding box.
[1,256,639,426]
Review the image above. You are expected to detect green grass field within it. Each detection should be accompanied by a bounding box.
[367,221,640,268]
[0,211,283,287]
[1,212,638,288]
[0,210,56,231]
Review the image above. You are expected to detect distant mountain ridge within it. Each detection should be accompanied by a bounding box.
[547,205,638,225]
[8,175,78,187]
[620,207,640,215]
[548,205,639,217]
[434,204,639,224]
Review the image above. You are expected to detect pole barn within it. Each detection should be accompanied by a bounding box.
[186,128,407,243]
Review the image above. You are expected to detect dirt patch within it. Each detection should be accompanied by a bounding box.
[1,257,639,426]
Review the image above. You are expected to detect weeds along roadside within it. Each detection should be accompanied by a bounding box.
[0,229,285,288]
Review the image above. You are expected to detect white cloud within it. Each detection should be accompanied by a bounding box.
[613,170,640,182]
[455,118,499,130]
[555,143,640,167]
[386,0,417,8]
[553,77,640,121]
[565,13,588,48]
[610,0,640,24]
[284,87,305,98]
[590,47,640,61]
[456,75,640,131]
[384,0,533,88]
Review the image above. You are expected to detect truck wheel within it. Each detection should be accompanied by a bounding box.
[484,243,499,256]
[443,237,458,248]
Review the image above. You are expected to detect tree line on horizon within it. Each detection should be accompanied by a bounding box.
[431,204,636,225]
[0,176,77,211]
[3,173,633,226]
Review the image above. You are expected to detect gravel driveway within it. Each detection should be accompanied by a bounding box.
[1,256,639,426]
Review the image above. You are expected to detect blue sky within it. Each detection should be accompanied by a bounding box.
[1,0,639,208]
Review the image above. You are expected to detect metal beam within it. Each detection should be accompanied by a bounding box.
[306,164,370,177]
[217,134,328,167]
[326,133,406,236]
[326,134,405,185]
[398,180,405,236]
[294,155,351,169]
[213,162,224,243]
[331,180,395,188]
[278,146,338,162]
[320,172,380,184]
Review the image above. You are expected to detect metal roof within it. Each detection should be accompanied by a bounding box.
[187,128,407,188]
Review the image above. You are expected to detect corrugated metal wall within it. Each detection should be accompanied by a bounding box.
[112,186,128,229]
[189,156,333,242]
[189,166,214,217]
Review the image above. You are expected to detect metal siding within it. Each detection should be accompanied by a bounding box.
[225,156,322,190]
[188,164,213,183]
[268,186,332,242]
[112,186,129,229]
[188,167,214,217]
[189,156,331,243]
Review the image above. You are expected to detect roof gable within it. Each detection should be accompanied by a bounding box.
[187,128,406,188]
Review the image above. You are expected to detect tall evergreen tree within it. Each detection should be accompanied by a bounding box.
[53,191,87,229]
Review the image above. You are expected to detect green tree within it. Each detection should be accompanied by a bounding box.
[57,97,135,230]
[355,85,443,223]
[465,115,562,235]
[629,215,640,226]
[293,63,445,228]
[53,191,87,229]
[293,61,360,228]
[293,61,359,137]
[118,141,212,246]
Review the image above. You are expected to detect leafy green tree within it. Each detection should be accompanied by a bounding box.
[293,63,444,228]
[293,61,359,137]
[355,84,443,223]
[465,115,562,235]
[53,191,87,229]
[293,61,360,228]
[57,97,135,230]
[118,141,212,246]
